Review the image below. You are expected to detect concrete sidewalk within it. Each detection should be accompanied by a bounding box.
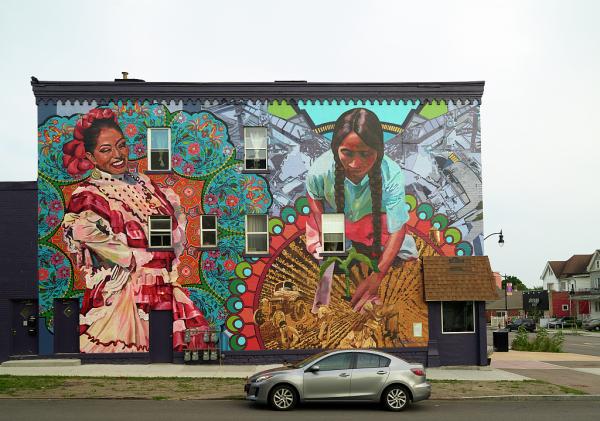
[6,350,599,383]
[490,350,600,395]
[0,359,528,381]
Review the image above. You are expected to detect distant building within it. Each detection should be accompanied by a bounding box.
[540,251,600,319]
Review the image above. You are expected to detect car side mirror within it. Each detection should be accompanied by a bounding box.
[308,365,320,373]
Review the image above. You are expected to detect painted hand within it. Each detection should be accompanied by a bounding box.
[351,272,383,313]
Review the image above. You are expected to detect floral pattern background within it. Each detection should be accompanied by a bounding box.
[37,101,272,342]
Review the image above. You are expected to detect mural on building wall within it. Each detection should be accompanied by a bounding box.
[38,97,481,353]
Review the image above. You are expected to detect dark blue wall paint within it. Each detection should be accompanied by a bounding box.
[428,301,488,366]
[0,182,38,362]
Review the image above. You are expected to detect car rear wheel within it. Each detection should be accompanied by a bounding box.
[382,385,410,411]
[268,384,297,411]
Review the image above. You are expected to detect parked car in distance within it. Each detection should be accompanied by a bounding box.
[245,349,431,411]
[548,317,582,328]
[506,318,536,332]
[583,318,600,331]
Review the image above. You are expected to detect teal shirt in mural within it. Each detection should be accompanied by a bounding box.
[306,150,409,233]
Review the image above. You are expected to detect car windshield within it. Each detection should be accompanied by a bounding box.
[290,351,331,368]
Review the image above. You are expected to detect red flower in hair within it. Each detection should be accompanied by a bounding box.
[62,108,119,177]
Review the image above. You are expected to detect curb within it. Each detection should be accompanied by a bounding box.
[2,395,599,402]
[433,394,600,401]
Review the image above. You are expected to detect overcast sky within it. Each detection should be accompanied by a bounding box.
[1,0,598,287]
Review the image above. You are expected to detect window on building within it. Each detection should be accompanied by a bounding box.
[321,213,345,252]
[442,301,475,333]
[200,215,217,248]
[560,282,567,291]
[245,214,269,254]
[244,127,268,171]
[148,215,172,248]
[562,304,569,312]
[147,128,171,171]
[595,301,600,312]
[597,261,599,269]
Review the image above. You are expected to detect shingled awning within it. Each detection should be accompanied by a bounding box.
[422,256,499,302]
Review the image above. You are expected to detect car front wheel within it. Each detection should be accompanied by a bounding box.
[382,385,410,411]
[268,384,297,411]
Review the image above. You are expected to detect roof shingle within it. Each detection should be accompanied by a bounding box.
[423,256,498,302]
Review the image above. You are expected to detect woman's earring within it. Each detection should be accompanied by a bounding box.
[91,168,101,180]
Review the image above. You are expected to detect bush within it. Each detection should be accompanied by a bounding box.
[510,326,564,352]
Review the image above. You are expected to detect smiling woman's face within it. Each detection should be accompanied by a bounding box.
[337,131,378,183]
[86,128,129,175]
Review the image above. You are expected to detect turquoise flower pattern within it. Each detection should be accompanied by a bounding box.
[38,178,64,240]
[203,166,272,232]
[38,244,71,325]
[171,112,234,178]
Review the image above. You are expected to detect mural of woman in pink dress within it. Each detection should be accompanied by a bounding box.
[61,108,209,352]
[306,108,417,313]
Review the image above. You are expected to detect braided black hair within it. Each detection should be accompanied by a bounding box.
[331,108,384,259]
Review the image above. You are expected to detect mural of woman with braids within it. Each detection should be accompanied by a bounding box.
[306,108,417,314]
[61,108,209,353]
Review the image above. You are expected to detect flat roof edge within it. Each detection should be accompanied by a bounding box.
[30,78,485,104]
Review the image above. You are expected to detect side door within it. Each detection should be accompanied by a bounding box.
[303,352,353,400]
[10,300,38,356]
[350,353,390,399]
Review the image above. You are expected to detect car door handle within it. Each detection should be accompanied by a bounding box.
[339,373,350,378]
[377,371,387,375]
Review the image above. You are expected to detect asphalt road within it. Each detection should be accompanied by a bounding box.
[1,399,599,421]
[487,328,600,356]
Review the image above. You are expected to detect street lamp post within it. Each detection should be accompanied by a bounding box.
[484,230,506,326]
[484,229,504,247]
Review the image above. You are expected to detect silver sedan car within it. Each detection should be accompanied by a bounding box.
[245,349,431,411]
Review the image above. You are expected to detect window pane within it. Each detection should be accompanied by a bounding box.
[202,215,216,230]
[442,301,474,333]
[150,150,170,170]
[356,353,381,369]
[150,129,169,149]
[322,214,344,234]
[245,158,267,170]
[150,234,171,248]
[202,231,217,247]
[247,233,268,253]
[316,353,352,371]
[379,357,391,368]
[244,127,267,149]
[247,215,268,232]
[246,149,267,159]
[150,216,171,230]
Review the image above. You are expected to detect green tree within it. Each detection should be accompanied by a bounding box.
[502,275,528,291]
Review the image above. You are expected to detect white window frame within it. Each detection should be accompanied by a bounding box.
[245,214,269,255]
[147,128,172,171]
[441,301,476,334]
[562,304,569,312]
[321,213,345,253]
[148,215,172,249]
[243,127,268,171]
[200,214,218,248]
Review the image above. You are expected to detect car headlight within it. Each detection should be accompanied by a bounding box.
[255,374,274,383]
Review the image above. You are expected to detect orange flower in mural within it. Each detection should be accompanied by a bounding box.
[125,123,138,137]
[177,254,198,285]
[187,143,200,155]
[225,195,239,207]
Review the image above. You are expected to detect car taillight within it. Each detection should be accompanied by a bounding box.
[411,368,425,376]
